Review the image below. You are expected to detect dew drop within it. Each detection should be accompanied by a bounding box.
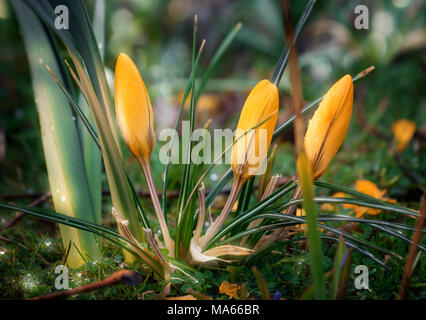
[60,194,67,202]
[22,273,38,291]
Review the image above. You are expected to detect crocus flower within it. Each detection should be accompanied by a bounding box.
[392,119,416,153]
[231,79,279,182]
[304,75,353,180]
[200,80,279,249]
[115,53,174,257]
[115,53,155,165]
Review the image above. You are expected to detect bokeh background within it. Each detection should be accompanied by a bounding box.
[0,0,425,214]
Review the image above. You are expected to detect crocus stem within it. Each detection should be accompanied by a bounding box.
[284,184,302,216]
[140,161,174,257]
[200,176,244,249]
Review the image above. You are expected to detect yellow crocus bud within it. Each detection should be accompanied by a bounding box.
[304,74,353,180]
[392,119,416,153]
[115,53,174,257]
[200,80,279,249]
[115,53,155,165]
[231,79,279,182]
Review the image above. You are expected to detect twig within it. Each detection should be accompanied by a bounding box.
[399,192,425,299]
[29,270,143,300]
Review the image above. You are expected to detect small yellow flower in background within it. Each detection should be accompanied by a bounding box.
[322,180,395,218]
[175,91,220,113]
[231,79,279,181]
[304,75,353,180]
[115,53,155,165]
[392,119,416,153]
[295,208,326,233]
[296,208,308,233]
[219,281,240,299]
[320,192,346,212]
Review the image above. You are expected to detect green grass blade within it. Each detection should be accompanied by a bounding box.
[45,68,100,148]
[331,235,347,300]
[66,51,146,244]
[0,202,163,275]
[23,0,147,262]
[194,22,242,103]
[249,213,424,254]
[297,153,325,299]
[77,0,106,225]
[245,235,386,268]
[207,182,297,247]
[23,0,120,148]
[271,0,317,86]
[12,0,100,268]
[279,197,419,218]
[175,17,200,256]
[161,41,205,213]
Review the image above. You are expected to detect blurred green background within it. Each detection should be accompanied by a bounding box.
[0,0,425,208]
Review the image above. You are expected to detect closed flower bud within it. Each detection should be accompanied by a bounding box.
[231,79,279,181]
[115,53,155,164]
[304,75,353,180]
[200,80,279,249]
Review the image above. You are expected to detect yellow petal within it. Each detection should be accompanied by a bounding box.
[352,180,384,216]
[321,192,346,212]
[231,79,279,181]
[304,75,353,179]
[355,180,386,199]
[115,53,155,164]
[392,119,416,153]
[296,208,308,233]
[219,281,240,299]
